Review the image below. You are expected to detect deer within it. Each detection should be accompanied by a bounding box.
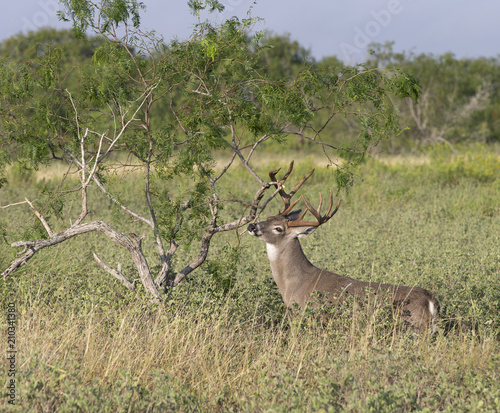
[248,162,440,331]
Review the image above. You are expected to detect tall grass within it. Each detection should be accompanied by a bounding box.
[1,144,499,411]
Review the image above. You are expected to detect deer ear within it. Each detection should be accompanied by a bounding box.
[284,209,302,221]
[286,209,317,238]
[289,225,317,238]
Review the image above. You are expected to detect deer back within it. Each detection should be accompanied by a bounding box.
[248,162,440,331]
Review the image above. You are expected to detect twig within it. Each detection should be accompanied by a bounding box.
[282,130,365,154]
[84,132,106,187]
[97,81,161,164]
[93,253,135,290]
[57,144,153,227]
[25,198,53,237]
[0,200,30,209]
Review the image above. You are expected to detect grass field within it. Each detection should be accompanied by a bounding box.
[1,144,499,412]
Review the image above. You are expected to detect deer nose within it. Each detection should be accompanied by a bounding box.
[248,223,257,233]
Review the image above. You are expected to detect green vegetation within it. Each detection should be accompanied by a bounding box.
[368,42,500,151]
[0,0,420,297]
[0,0,499,410]
[1,147,499,411]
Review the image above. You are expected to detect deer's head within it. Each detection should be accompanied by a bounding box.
[248,162,341,247]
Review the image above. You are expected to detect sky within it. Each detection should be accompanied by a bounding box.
[2,0,499,63]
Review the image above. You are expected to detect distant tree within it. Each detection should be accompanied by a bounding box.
[0,27,103,61]
[0,1,419,298]
[258,33,313,79]
[368,42,500,150]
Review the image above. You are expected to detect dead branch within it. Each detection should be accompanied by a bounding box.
[54,141,153,228]
[93,253,135,290]
[0,200,30,209]
[282,130,365,154]
[97,81,161,165]
[2,220,159,298]
[170,174,274,286]
[24,198,53,237]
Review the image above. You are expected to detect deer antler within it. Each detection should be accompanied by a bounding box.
[269,161,315,215]
[288,191,341,227]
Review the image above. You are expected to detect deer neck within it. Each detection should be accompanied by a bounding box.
[266,238,318,306]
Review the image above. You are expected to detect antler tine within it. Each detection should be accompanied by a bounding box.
[317,193,323,218]
[288,192,342,227]
[268,161,315,215]
[325,191,342,219]
[281,198,301,216]
[268,161,294,188]
[288,195,322,227]
[288,168,315,199]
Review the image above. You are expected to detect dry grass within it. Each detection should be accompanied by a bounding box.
[12,296,498,412]
[1,146,499,411]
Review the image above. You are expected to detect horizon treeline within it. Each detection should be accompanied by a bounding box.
[1,28,499,153]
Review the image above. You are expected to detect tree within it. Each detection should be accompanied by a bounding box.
[367,42,500,150]
[0,0,419,299]
[258,33,313,79]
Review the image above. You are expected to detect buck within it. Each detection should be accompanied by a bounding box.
[248,162,439,331]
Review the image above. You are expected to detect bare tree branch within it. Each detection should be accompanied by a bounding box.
[0,200,31,209]
[51,139,153,228]
[93,253,135,290]
[144,134,171,285]
[25,198,53,238]
[97,81,161,165]
[281,130,365,154]
[2,221,159,298]
[171,224,217,287]
[170,177,273,286]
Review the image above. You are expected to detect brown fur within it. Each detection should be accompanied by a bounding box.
[248,212,440,331]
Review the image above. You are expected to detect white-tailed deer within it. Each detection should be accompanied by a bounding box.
[248,162,439,331]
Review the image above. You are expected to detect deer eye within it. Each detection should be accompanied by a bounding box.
[274,227,283,233]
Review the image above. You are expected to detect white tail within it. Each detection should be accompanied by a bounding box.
[248,162,439,331]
